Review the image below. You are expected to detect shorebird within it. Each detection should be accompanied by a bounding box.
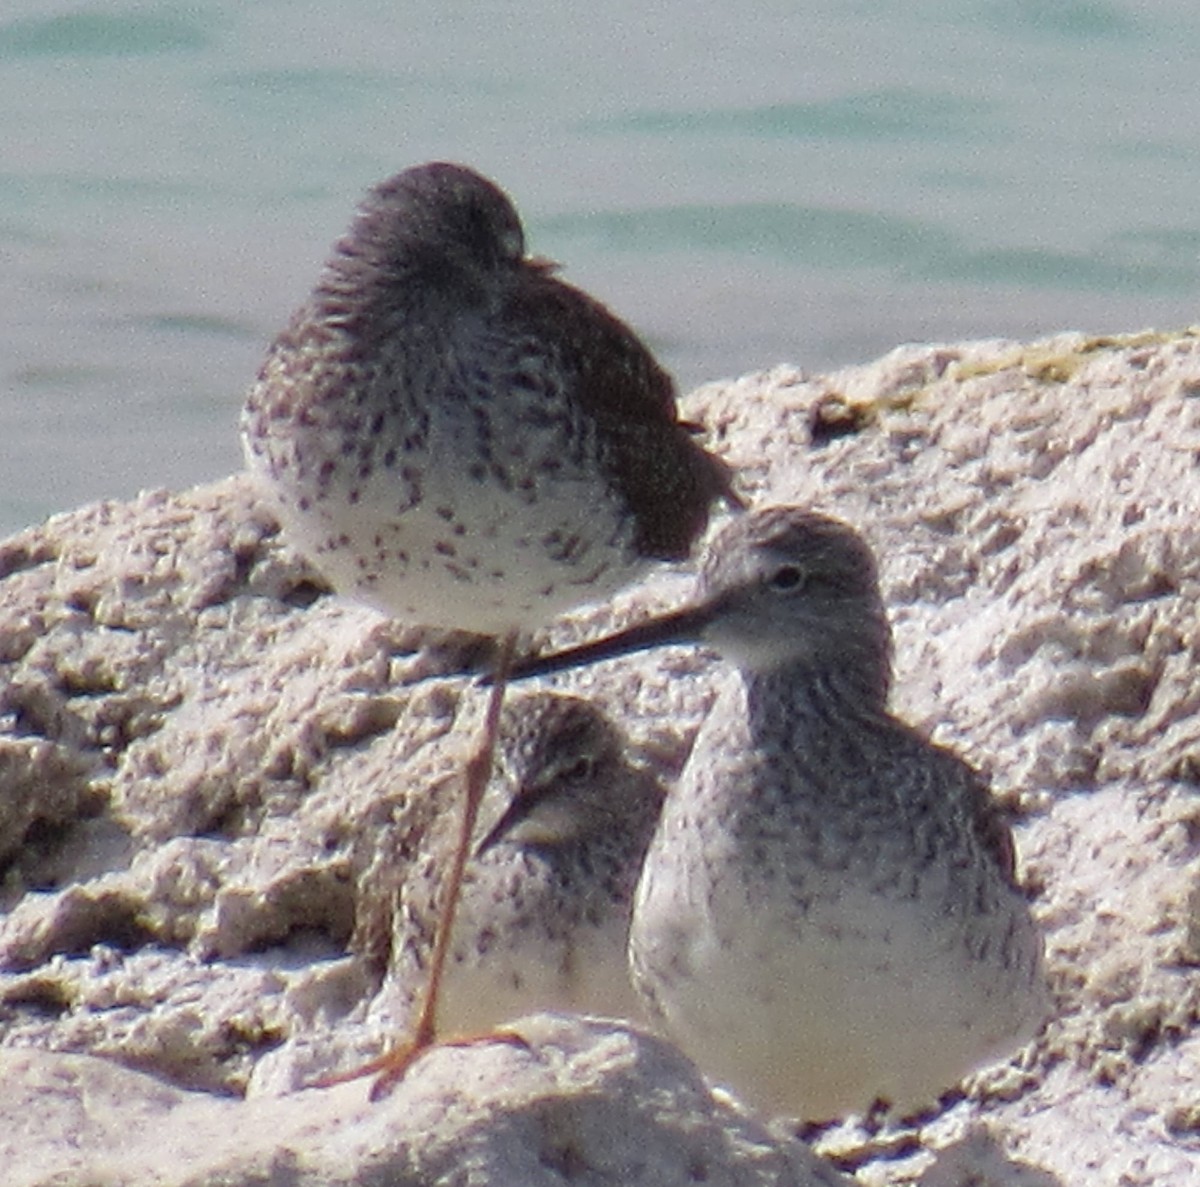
[353,692,665,1037]
[240,162,737,1095]
[506,505,1048,1121]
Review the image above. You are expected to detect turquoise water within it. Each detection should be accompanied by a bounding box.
[3,0,1199,536]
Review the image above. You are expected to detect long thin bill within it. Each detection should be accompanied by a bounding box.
[502,602,716,682]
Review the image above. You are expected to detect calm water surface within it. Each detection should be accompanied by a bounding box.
[3,0,1199,535]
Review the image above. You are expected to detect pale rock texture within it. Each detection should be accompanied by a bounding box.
[2,328,1200,1184]
[1,1015,844,1187]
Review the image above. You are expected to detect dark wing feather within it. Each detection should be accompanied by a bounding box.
[504,266,741,560]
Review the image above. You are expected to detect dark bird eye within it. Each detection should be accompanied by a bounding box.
[560,755,597,782]
[768,564,805,592]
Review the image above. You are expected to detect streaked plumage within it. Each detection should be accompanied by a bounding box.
[354,693,664,1032]
[510,506,1048,1121]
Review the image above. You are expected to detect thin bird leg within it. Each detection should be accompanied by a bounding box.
[367,630,519,1101]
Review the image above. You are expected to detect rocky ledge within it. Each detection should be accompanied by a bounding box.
[3,330,1200,1186]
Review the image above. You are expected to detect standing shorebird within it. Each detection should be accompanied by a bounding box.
[507,506,1048,1121]
[240,162,737,1095]
[354,692,665,1038]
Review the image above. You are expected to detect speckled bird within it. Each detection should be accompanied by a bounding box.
[241,162,736,636]
[354,692,665,1035]
[240,162,738,1091]
[507,506,1048,1122]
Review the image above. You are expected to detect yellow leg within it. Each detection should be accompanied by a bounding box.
[365,630,519,1101]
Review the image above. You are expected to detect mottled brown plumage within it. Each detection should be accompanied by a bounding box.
[242,162,738,636]
[241,162,737,1096]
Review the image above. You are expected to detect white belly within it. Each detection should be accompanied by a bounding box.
[248,435,640,637]
[632,855,1042,1120]
[436,902,646,1035]
[629,675,1047,1121]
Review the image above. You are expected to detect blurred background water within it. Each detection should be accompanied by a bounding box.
[3,0,1199,537]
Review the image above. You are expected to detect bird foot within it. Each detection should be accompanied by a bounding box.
[307,1047,409,1095]
[312,1029,532,1101]
[366,1039,427,1102]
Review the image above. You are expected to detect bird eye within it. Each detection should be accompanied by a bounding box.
[767,564,805,592]
[560,755,597,782]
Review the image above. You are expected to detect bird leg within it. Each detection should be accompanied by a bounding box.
[363,630,519,1101]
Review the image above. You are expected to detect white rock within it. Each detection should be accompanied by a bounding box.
[0,1015,845,1187]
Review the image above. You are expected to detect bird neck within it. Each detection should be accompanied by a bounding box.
[313,249,434,330]
[315,224,499,333]
[742,646,892,739]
